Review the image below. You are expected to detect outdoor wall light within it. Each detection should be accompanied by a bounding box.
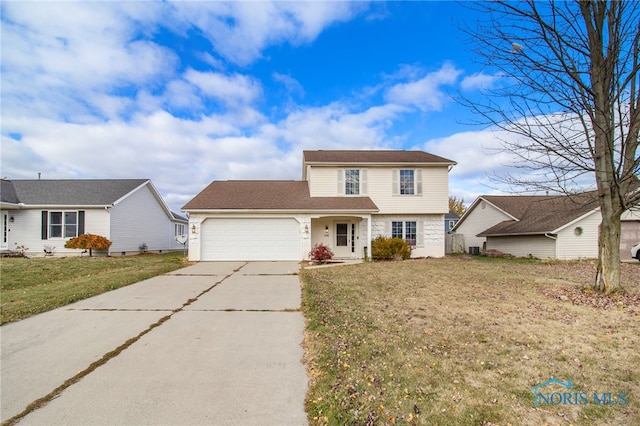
[191,224,196,234]
[9,216,14,223]
[304,224,309,234]
[324,225,329,236]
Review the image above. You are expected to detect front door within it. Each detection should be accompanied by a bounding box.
[334,222,356,258]
[1,213,8,251]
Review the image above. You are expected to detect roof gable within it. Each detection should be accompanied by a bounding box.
[182,180,378,211]
[303,150,455,165]
[477,192,599,236]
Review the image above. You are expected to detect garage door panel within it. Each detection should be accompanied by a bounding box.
[201,218,300,261]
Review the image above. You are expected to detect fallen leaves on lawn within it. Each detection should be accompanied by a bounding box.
[540,285,640,315]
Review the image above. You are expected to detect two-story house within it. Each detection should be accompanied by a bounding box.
[182,150,456,261]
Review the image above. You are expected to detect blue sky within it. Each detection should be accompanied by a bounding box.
[1,1,518,212]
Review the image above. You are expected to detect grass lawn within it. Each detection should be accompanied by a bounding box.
[302,257,640,425]
[0,252,190,324]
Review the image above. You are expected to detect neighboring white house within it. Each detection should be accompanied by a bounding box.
[0,179,188,257]
[183,150,456,261]
[452,193,640,260]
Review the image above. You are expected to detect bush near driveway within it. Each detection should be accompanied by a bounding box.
[0,252,190,324]
[302,257,640,426]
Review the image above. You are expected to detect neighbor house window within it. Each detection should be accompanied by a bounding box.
[50,211,77,238]
[392,221,417,246]
[41,210,84,240]
[175,223,185,236]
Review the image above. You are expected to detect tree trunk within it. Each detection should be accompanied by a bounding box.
[594,214,621,294]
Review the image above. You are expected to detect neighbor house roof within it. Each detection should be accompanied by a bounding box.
[303,150,456,165]
[182,180,379,212]
[0,179,20,206]
[7,179,149,206]
[476,192,600,236]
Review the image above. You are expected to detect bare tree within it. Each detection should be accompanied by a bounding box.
[461,0,639,293]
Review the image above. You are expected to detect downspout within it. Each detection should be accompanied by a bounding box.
[544,233,558,259]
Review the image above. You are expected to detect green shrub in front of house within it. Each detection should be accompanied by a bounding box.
[371,236,411,260]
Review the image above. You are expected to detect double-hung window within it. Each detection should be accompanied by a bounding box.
[49,212,77,238]
[345,169,360,195]
[399,170,414,195]
[393,169,422,195]
[42,210,84,239]
[175,223,186,236]
[338,169,367,195]
[392,221,417,246]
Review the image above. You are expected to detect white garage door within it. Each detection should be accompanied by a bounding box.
[201,218,300,261]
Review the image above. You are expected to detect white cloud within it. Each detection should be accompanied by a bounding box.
[460,72,503,91]
[169,1,368,65]
[183,70,262,107]
[273,73,305,98]
[385,62,462,111]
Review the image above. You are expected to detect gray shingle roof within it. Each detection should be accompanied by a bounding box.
[182,180,379,211]
[0,180,20,204]
[477,192,600,236]
[303,150,456,165]
[8,179,149,206]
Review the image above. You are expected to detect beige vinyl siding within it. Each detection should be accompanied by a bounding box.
[307,166,449,214]
[486,235,556,259]
[555,211,600,259]
[455,202,513,253]
[308,167,340,196]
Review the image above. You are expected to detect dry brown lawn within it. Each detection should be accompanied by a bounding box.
[301,257,640,426]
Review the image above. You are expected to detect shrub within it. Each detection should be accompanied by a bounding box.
[371,236,411,260]
[65,234,112,257]
[309,243,334,263]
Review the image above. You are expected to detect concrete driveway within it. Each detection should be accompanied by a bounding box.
[0,262,308,425]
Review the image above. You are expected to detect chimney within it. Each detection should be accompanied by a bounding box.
[38,172,41,180]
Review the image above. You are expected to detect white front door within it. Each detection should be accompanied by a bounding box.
[333,222,356,258]
[1,213,8,250]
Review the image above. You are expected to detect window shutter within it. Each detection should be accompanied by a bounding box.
[417,220,424,246]
[78,211,85,235]
[41,211,48,240]
[385,221,391,236]
[392,169,399,195]
[361,169,368,195]
[337,169,344,195]
[416,169,422,195]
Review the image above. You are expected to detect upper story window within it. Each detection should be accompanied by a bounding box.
[338,169,367,196]
[393,169,422,196]
[41,210,84,240]
[400,170,414,195]
[345,169,360,195]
